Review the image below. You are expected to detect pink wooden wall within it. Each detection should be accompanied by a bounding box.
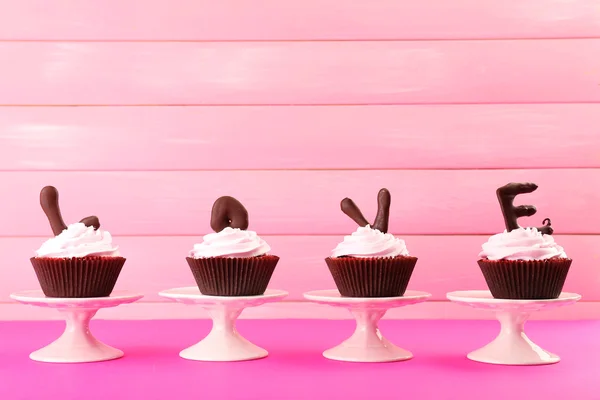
[1,0,599,320]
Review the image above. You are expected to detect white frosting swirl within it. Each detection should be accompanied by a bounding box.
[331,225,409,258]
[35,223,120,258]
[479,227,568,261]
[189,227,271,258]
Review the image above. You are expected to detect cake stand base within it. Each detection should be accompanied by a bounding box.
[159,287,288,362]
[304,290,431,363]
[10,290,144,363]
[447,290,581,365]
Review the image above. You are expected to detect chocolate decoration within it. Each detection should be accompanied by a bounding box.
[340,188,392,233]
[340,198,370,227]
[79,216,101,230]
[496,182,553,235]
[40,186,67,236]
[372,188,391,233]
[210,196,249,232]
[39,186,101,236]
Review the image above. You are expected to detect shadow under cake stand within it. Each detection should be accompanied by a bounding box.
[304,289,431,363]
[447,290,581,365]
[159,287,288,362]
[10,290,144,363]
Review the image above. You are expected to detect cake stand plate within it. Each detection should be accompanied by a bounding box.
[303,289,431,363]
[10,290,144,363]
[447,290,581,365]
[159,287,288,362]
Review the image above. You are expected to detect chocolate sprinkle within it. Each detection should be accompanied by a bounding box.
[496,182,553,235]
[340,188,392,233]
[210,196,249,232]
[39,186,101,236]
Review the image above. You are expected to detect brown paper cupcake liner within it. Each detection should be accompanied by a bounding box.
[30,256,126,298]
[186,255,280,296]
[478,258,572,299]
[325,256,418,297]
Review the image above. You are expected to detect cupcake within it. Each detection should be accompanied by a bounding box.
[30,186,125,298]
[478,182,572,299]
[186,196,279,296]
[325,188,417,297]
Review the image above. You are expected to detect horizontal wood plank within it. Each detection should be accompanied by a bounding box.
[1,169,598,236]
[2,104,600,170]
[1,40,599,105]
[1,0,599,40]
[3,235,599,302]
[2,301,599,321]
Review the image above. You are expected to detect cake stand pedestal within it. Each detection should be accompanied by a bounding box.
[447,290,581,365]
[303,289,431,363]
[10,290,144,363]
[159,287,288,362]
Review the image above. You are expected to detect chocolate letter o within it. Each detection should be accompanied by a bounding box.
[210,196,249,232]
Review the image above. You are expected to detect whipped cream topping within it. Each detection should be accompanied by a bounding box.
[35,223,120,258]
[331,225,409,258]
[189,227,271,258]
[479,227,568,261]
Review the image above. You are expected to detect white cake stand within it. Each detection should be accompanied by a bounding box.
[303,289,431,363]
[158,287,288,362]
[447,290,581,365]
[10,290,144,363]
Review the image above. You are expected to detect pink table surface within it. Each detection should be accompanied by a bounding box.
[1,319,598,400]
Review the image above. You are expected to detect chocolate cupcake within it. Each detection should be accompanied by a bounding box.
[186,196,279,296]
[478,182,572,299]
[30,186,125,298]
[325,188,417,297]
